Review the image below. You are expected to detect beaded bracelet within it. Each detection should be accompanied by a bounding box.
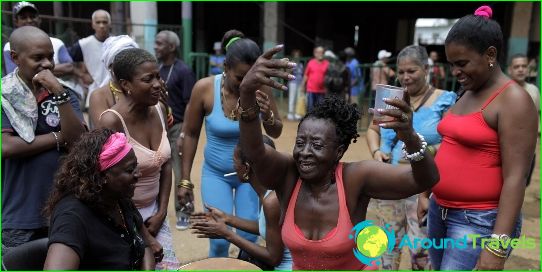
[401,133,428,162]
[52,91,70,105]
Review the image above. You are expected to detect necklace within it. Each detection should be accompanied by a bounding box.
[410,84,430,109]
[159,60,176,85]
[116,203,128,232]
[109,81,122,102]
[221,73,239,121]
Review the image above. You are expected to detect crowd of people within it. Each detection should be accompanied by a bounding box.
[1,2,539,271]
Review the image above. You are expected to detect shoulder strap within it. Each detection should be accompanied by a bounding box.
[481,80,515,111]
[155,104,166,131]
[99,109,130,138]
[413,86,435,112]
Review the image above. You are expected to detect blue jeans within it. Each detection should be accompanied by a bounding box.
[306,92,325,113]
[427,197,522,270]
[201,163,259,257]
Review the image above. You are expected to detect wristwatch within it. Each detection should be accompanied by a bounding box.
[490,233,511,252]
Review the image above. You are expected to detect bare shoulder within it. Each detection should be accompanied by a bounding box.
[97,109,124,132]
[500,82,536,113]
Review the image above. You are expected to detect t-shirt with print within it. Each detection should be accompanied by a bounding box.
[2,89,84,230]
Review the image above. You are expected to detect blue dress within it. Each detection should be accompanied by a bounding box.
[380,91,457,164]
[201,74,259,257]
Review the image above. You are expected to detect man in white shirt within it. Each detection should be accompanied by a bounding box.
[69,9,112,109]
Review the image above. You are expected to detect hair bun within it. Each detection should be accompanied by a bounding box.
[474,5,492,19]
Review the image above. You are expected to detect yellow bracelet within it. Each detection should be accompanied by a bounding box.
[178,179,194,190]
[484,245,507,258]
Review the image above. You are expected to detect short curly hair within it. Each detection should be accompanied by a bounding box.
[44,128,115,216]
[300,95,361,150]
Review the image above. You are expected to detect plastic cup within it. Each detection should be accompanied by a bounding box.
[372,84,405,124]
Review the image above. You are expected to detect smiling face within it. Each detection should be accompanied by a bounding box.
[445,42,493,92]
[397,57,428,96]
[121,61,162,106]
[103,149,140,199]
[14,8,40,28]
[224,62,251,93]
[294,118,343,183]
[12,34,54,85]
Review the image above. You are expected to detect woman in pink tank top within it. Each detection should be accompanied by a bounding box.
[235,46,440,270]
[99,48,180,269]
[417,6,537,271]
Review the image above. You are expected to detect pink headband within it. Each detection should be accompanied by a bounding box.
[99,132,133,172]
[474,5,492,19]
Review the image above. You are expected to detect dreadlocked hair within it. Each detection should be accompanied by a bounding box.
[300,95,361,149]
[44,128,114,216]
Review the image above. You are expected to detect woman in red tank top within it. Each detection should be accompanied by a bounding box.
[235,46,440,270]
[417,6,537,271]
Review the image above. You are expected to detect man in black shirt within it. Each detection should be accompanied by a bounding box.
[154,30,196,230]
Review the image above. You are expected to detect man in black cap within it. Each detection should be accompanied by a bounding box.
[2,2,78,96]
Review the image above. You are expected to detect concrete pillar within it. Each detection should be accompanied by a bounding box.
[182,2,192,62]
[53,2,64,35]
[507,2,532,61]
[129,2,157,53]
[110,2,126,35]
[262,2,284,55]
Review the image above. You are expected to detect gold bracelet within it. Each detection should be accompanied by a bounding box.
[178,179,194,190]
[484,245,507,258]
[236,98,260,122]
[262,110,275,126]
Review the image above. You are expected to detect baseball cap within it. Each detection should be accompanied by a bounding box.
[213,41,221,51]
[13,1,39,16]
[378,49,392,60]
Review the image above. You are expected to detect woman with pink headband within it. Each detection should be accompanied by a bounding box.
[44,129,155,270]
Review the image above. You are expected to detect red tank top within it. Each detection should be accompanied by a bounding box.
[433,80,515,209]
[281,163,369,270]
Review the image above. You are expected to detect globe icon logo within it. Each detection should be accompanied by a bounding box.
[350,220,396,266]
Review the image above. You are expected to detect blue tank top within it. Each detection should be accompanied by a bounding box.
[203,75,240,173]
[259,191,293,271]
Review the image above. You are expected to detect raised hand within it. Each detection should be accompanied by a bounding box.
[239,45,296,94]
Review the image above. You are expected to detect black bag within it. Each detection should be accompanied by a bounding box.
[237,249,274,271]
[325,61,349,95]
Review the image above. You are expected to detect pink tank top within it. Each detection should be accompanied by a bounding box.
[101,105,171,208]
[281,163,367,270]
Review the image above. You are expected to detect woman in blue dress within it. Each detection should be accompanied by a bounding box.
[179,29,283,257]
[366,45,457,270]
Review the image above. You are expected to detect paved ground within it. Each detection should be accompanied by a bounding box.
[166,119,540,270]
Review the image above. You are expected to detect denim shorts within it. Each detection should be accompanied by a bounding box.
[427,197,522,270]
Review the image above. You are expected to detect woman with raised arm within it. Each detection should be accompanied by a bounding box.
[236,45,440,270]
